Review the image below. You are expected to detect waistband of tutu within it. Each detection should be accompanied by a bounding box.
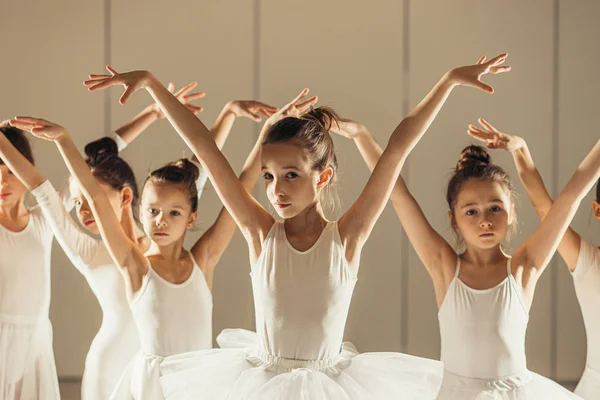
[0,313,48,325]
[443,369,533,394]
[249,347,341,371]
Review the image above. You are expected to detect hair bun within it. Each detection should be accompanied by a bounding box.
[303,106,340,133]
[85,137,119,164]
[456,145,491,172]
[170,158,200,182]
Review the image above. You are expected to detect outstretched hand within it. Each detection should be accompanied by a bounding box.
[447,53,511,94]
[149,81,206,118]
[226,100,279,122]
[468,118,525,152]
[84,65,153,104]
[9,117,69,141]
[266,88,318,127]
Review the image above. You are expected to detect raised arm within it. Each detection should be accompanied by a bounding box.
[190,100,278,283]
[0,126,45,191]
[10,117,147,295]
[84,68,273,253]
[338,54,511,269]
[331,120,456,286]
[511,139,600,279]
[468,118,583,271]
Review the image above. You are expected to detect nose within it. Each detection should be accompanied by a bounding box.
[480,215,492,229]
[273,178,286,199]
[79,204,91,216]
[155,212,167,228]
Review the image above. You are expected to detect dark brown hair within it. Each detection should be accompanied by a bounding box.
[262,106,341,210]
[84,137,139,207]
[0,127,34,165]
[447,145,517,238]
[145,158,199,212]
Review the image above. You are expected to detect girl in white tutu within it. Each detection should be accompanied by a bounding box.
[0,126,60,399]
[83,51,510,399]
[337,62,598,397]
[468,119,600,399]
[9,93,276,400]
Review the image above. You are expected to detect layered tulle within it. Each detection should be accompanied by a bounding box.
[438,370,582,400]
[0,315,60,400]
[160,328,443,400]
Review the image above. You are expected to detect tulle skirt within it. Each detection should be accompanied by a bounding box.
[575,365,600,399]
[438,369,582,400]
[159,329,443,399]
[109,351,166,400]
[0,314,60,400]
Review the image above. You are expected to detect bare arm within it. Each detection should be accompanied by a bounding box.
[468,119,582,272]
[10,117,147,294]
[333,121,456,284]
[0,129,45,190]
[191,100,278,279]
[338,53,510,271]
[513,139,600,277]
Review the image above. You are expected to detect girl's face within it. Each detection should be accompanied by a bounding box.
[70,178,128,235]
[140,181,196,246]
[450,179,513,250]
[261,142,332,219]
[0,165,27,208]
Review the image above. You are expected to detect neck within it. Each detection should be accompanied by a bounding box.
[146,237,187,263]
[462,244,507,267]
[0,197,28,220]
[284,201,328,234]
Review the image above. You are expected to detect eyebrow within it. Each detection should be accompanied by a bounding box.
[460,199,504,209]
[260,166,300,171]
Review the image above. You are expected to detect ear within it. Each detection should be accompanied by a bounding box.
[187,211,198,229]
[316,167,334,189]
[447,210,455,228]
[120,186,134,207]
[593,200,600,220]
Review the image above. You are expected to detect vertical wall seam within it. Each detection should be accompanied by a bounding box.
[252,0,261,332]
[104,0,111,135]
[399,0,410,353]
[550,0,560,379]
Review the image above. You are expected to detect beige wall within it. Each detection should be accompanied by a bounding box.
[0,0,597,381]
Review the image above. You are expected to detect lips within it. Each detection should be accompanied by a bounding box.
[83,220,96,226]
[0,192,11,199]
[480,232,494,237]
[275,203,291,209]
[154,232,169,237]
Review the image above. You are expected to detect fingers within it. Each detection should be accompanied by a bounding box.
[475,81,494,94]
[296,96,318,112]
[86,78,118,92]
[105,65,119,76]
[87,74,111,80]
[174,81,198,97]
[467,124,492,141]
[83,76,111,87]
[119,87,136,105]
[289,88,310,106]
[252,102,278,113]
[477,118,498,133]
[258,109,271,119]
[13,116,46,124]
[185,104,204,114]
[489,66,511,74]
[167,82,175,93]
[477,55,486,65]
[485,53,508,67]
[183,92,206,102]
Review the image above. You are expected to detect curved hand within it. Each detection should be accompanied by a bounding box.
[266,88,318,127]
[329,117,366,140]
[467,117,525,152]
[83,65,153,104]
[226,100,279,122]
[149,81,205,117]
[447,53,511,93]
[9,116,68,141]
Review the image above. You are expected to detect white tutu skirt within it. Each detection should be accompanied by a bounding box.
[438,370,582,400]
[159,329,443,400]
[110,351,166,400]
[575,365,600,399]
[0,314,60,400]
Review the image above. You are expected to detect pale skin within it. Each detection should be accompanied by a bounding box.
[468,118,600,273]
[83,54,510,276]
[8,98,277,297]
[334,78,600,310]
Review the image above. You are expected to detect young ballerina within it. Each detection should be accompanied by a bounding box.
[332,92,599,397]
[8,95,280,400]
[83,52,510,399]
[467,118,600,399]
[6,96,269,400]
[0,126,61,399]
